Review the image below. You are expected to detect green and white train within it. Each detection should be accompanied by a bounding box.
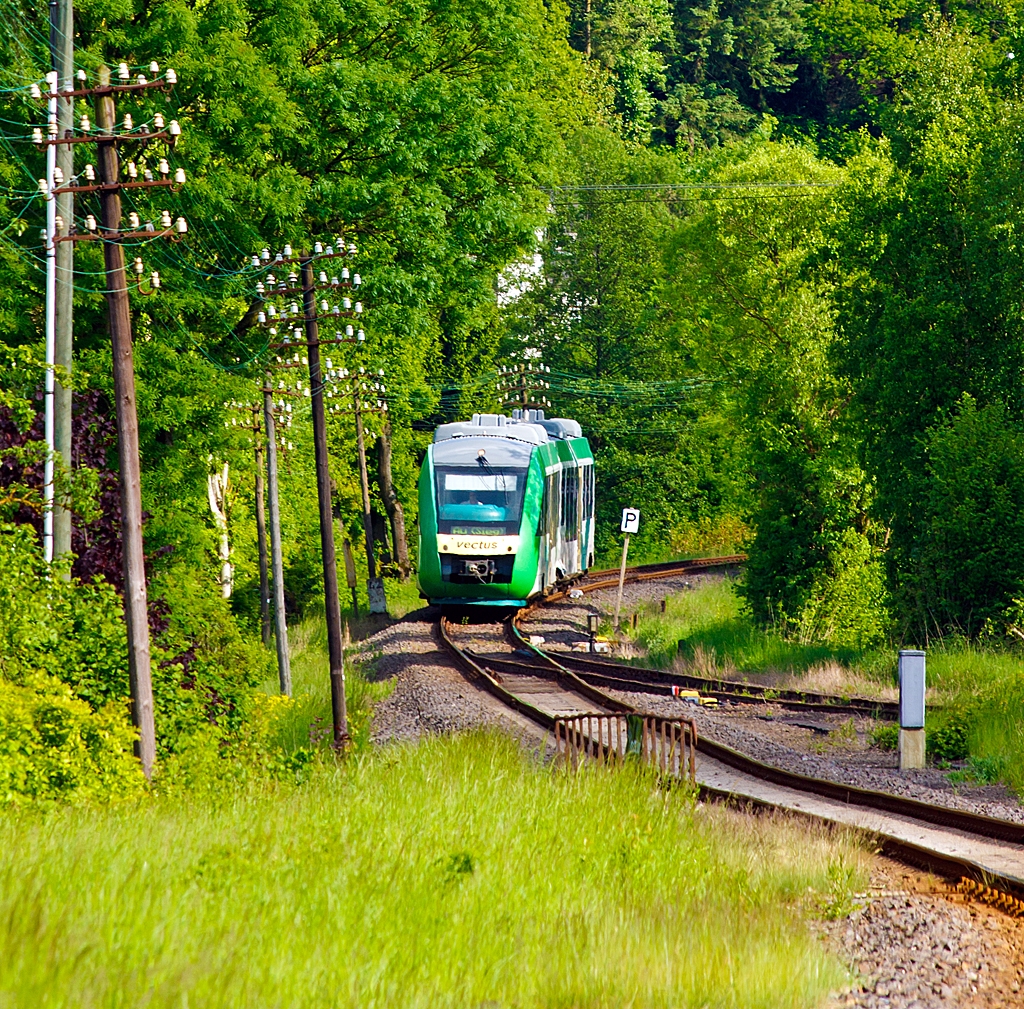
[417,410,596,606]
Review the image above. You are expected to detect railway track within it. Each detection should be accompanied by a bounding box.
[437,558,1024,910]
[503,648,900,720]
[528,554,900,720]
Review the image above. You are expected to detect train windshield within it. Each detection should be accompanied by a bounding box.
[436,466,527,534]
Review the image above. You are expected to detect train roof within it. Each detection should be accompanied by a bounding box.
[433,411,583,447]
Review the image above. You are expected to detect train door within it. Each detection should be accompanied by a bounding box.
[559,457,579,577]
[584,462,595,567]
[545,465,561,585]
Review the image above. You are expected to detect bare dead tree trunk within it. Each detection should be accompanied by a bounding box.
[207,461,233,598]
[377,419,410,580]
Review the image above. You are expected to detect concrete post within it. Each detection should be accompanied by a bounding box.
[899,649,926,770]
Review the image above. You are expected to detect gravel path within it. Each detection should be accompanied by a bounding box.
[820,859,1024,1008]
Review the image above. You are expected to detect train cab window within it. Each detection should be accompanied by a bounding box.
[436,467,527,535]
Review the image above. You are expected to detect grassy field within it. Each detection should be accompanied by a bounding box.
[0,732,864,1009]
[625,579,1024,792]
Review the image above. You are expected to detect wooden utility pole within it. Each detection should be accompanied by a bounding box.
[227,399,271,644]
[95,68,156,775]
[377,420,410,580]
[40,58,183,777]
[42,64,56,563]
[263,376,292,694]
[343,537,359,616]
[52,0,74,565]
[302,256,348,745]
[354,394,376,581]
[253,418,271,647]
[353,391,387,614]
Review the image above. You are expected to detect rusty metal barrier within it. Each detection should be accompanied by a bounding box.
[553,713,697,783]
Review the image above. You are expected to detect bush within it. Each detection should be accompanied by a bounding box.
[927,713,970,762]
[870,722,898,751]
[0,673,143,804]
[793,529,890,650]
[0,523,128,706]
[148,564,272,755]
[743,521,890,651]
[153,693,311,796]
[1,522,274,797]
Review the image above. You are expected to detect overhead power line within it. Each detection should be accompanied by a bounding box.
[543,180,842,205]
[544,181,840,192]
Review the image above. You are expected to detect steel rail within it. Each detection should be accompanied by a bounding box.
[553,651,900,720]
[513,555,747,618]
[523,555,899,718]
[489,559,1024,904]
[480,651,897,719]
[440,617,697,779]
[456,606,1024,857]
[442,609,1024,901]
[438,616,633,728]
[584,554,748,582]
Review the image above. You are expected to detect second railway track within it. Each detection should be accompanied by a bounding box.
[437,558,1024,911]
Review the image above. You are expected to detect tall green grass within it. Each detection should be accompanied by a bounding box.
[0,732,861,1008]
[924,643,1024,790]
[262,612,395,756]
[629,580,886,679]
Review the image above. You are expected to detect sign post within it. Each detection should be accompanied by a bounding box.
[614,508,640,630]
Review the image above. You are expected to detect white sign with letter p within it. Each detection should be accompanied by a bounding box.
[620,508,640,534]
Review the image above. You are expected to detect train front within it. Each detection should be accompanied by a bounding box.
[418,416,545,606]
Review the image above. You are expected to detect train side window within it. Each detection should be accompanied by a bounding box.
[547,472,560,544]
[561,465,578,541]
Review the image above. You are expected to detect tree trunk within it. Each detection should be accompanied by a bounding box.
[377,419,410,579]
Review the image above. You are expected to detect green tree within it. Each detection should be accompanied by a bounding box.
[0,0,600,777]
[834,20,1024,632]
[668,134,887,646]
[663,0,806,148]
[501,126,746,560]
[916,396,1024,637]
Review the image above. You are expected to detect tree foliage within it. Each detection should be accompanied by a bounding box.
[667,135,886,645]
[7,0,1024,801]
